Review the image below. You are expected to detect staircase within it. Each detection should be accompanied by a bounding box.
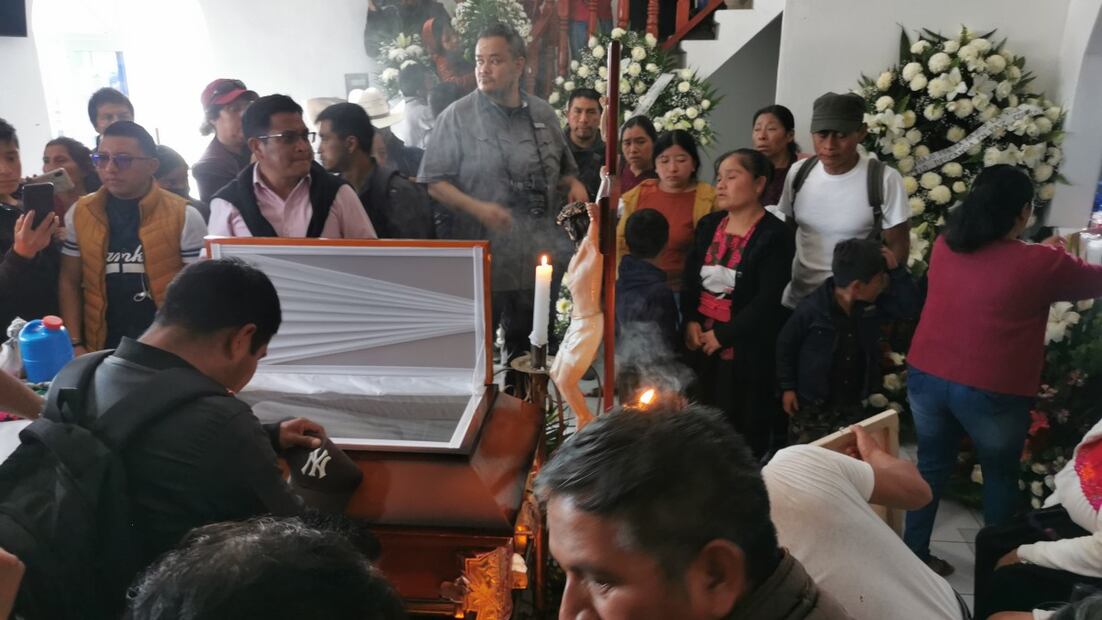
[678,0,785,79]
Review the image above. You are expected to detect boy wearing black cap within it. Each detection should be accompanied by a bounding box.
[777,91,911,310]
[776,238,919,443]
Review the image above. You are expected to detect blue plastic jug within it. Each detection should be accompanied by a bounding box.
[19,315,74,383]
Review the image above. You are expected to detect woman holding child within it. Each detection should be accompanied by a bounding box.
[616,130,716,292]
[681,148,794,459]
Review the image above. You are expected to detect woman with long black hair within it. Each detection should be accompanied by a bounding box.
[904,164,1102,576]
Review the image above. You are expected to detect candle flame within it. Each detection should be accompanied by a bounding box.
[541,254,549,266]
[638,389,656,407]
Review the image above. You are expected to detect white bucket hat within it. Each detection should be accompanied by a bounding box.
[356,87,404,129]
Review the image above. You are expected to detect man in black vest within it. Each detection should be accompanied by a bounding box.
[208,95,376,239]
[316,102,433,239]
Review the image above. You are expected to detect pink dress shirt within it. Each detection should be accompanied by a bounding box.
[207,165,376,239]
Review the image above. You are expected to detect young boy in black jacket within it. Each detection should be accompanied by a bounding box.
[776,238,920,443]
[615,209,679,401]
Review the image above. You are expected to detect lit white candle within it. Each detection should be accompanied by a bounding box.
[531,255,553,346]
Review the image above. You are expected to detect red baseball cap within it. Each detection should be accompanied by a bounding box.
[200,78,257,109]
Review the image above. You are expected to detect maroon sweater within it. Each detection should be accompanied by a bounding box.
[910,236,1102,396]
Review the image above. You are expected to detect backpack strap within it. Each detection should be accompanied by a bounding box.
[91,368,228,450]
[42,351,114,426]
[866,157,885,238]
[789,155,819,219]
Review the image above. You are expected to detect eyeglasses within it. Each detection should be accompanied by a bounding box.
[90,153,156,170]
[255,130,316,146]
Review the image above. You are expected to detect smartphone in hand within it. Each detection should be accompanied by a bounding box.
[21,183,54,227]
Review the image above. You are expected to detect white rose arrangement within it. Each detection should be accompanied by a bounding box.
[453,0,533,59]
[549,28,721,146]
[859,25,1065,276]
[377,33,434,100]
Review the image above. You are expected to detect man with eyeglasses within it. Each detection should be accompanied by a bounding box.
[193,78,259,204]
[419,23,587,374]
[208,94,376,239]
[59,121,207,354]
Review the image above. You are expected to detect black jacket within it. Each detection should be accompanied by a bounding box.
[776,269,920,404]
[681,210,795,384]
[85,338,302,568]
[0,203,60,341]
[358,162,434,239]
[211,162,349,237]
[616,254,679,353]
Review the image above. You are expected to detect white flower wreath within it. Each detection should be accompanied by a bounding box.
[376,33,434,100]
[549,28,721,146]
[858,26,1065,275]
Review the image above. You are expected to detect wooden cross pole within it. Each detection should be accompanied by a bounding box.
[601,40,621,413]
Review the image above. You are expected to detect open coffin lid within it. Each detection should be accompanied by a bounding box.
[207,238,495,454]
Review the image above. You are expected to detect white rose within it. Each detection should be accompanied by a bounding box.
[556,298,572,316]
[399,59,416,69]
[903,176,918,195]
[927,77,949,99]
[1032,498,1043,510]
[592,45,605,59]
[983,146,1003,167]
[555,76,565,86]
[701,99,712,110]
[909,74,928,92]
[952,99,974,118]
[1047,147,1063,165]
[920,172,942,190]
[678,81,691,93]
[911,40,931,55]
[645,33,657,48]
[588,36,598,49]
[942,162,964,177]
[693,118,706,131]
[928,52,952,74]
[686,107,699,119]
[914,145,931,158]
[631,46,647,62]
[1031,481,1045,497]
[700,136,710,146]
[611,27,626,40]
[407,44,423,57]
[902,110,917,128]
[923,104,944,121]
[594,80,606,94]
[653,119,664,131]
[930,185,952,205]
[619,79,630,92]
[548,92,560,105]
[633,81,646,95]
[986,54,1007,74]
[909,196,925,215]
[1045,106,1062,122]
[971,93,991,111]
[967,143,983,156]
[1009,94,1020,107]
[891,140,911,159]
[875,95,894,112]
[898,157,915,174]
[1034,164,1054,183]
[598,66,608,79]
[1034,117,1054,135]
[905,129,922,145]
[578,65,591,78]
[868,393,889,408]
[1078,298,1095,312]
[995,80,1013,100]
[564,80,575,91]
[883,373,903,391]
[902,62,924,82]
[971,38,992,53]
[952,181,968,193]
[876,71,894,91]
[646,63,659,74]
[943,40,960,54]
[980,105,1000,121]
[946,126,966,143]
[680,68,695,80]
[571,60,580,70]
[626,62,641,77]
[1008,65,1022,81]
[677,120,691,131]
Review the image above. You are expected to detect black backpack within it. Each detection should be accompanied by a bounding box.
[0,351,225,619]
[789,155,887,239]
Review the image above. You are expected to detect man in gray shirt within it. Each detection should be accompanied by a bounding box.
[420,23,587,369]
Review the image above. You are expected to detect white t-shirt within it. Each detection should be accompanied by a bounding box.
[777,156,909,308]
[763,445,963,620]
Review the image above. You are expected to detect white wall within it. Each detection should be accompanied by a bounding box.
[1050,0,1102,228]
[0,0,51,160]
[776,0,1071,140]
[698,16,782,181]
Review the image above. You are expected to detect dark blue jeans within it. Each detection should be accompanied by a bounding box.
[903,366,1033,560]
